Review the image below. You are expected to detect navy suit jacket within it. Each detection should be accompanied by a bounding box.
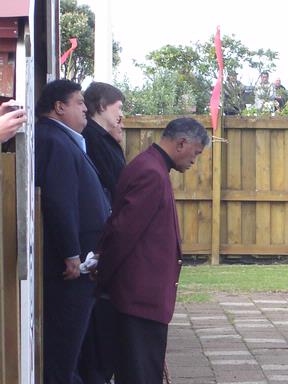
[97,145,182,324]
[35,117,111,279]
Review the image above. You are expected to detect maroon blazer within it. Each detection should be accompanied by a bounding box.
[97,145,182,324]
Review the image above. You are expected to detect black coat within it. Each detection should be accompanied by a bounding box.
[82,118,126,202]
[35,117,111,279]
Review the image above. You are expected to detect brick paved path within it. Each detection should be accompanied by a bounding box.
[166,293,288,384]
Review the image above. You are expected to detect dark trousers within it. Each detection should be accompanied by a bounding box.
[43,277,96,384]
[114,311,168,384]
[78,298,117,383]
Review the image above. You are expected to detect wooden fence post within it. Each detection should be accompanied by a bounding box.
[211,114,223,265]
[34,187,43,384]
[0,153,19,384]
[0,152,5,384]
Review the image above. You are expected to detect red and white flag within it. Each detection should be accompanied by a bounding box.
[209,26,224,131]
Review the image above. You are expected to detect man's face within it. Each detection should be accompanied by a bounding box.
[60,91,87,133]
[174,138,204,173]
[261,74,269,84]
[101,100,124,132]
[275,79,281,88]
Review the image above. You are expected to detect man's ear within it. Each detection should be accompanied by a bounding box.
[176,137,186,152]
[54,101,65,115]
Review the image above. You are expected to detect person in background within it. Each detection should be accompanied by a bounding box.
[0,101,26,143]
[79,82,126,384]
[35,79,111,384]
[254,71,275,113]
[82,82,126,202]
[95,117,210,384]
[274,77,287,111]
[223,71,245,115]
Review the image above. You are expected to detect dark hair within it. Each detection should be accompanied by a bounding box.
[35,79,82,118]
[261,71,269,76]
[84,82,125,116]
[162,117,210,147]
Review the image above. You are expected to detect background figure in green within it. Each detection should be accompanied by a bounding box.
[254,71,275,113]
[223,71,245,115]
[274,77,287,111]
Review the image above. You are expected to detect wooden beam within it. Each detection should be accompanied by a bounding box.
[174,190,288,201]
[34,188,43,384]
[2,154,19,384]
[221,244,288,255]
[225,116,288,129]
[181,242,288,256]
[124,115,212,129]
[0,152,5,384]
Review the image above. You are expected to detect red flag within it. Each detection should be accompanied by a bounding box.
[61,38,78,65]
[209,26,223,131]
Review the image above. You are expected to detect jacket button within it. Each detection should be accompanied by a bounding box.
[178,259,182,265]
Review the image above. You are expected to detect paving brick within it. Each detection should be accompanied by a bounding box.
[167,293,288,383]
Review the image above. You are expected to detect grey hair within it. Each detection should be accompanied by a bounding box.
[162,117,210,147]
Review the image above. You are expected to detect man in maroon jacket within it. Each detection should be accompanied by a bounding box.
[96,117,210,384]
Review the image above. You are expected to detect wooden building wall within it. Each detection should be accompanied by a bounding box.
[123,115,288,263]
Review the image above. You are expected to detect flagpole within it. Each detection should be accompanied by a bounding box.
[67,51,73,80]
[211,26,224,265]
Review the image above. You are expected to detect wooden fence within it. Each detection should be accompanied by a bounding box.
[123,115,288,264]
[1,115,288,381]
[0,153,43,384]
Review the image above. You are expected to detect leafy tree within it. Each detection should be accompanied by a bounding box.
[60,0,121,83]
[117,34,279,115]
[117,71,197,116]
[135,44,211,113]
[199,34,278,81]
[60,0,94,82]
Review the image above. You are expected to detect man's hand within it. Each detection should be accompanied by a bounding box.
[63,257,81,280]
[89,263,98,281]
[0,109,27,143]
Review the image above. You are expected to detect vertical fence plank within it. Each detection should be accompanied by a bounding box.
[1,153,19,384]
[211,117,222,265]
[126,129,141,162]
[271,131,285,244]
[241,130,256,244]
[256,130,271,245]
[226,129,242,245]
[35,187,43,384]
[184,201,199,245]
[284,131,288,243]
[0,152,5,383]
[198,202,212,245]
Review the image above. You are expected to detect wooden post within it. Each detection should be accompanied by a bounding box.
[211,114,222,265]
[34,187,43,384]
[0,153,20,384]
[0,152,5,384]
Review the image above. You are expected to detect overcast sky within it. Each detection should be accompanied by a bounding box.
[77,0,288,87]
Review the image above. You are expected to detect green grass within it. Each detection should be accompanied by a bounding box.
[177,264,288,303]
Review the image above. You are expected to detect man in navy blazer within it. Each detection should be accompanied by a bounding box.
[96,117,210,384]
[35,79,111,384]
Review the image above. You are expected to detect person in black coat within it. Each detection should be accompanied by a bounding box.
[79,82,126,383]
[35,79,111,384]
[82,82,126,202]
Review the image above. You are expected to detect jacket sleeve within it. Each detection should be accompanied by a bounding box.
[97,168,165,287]
[36,136,81,259]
